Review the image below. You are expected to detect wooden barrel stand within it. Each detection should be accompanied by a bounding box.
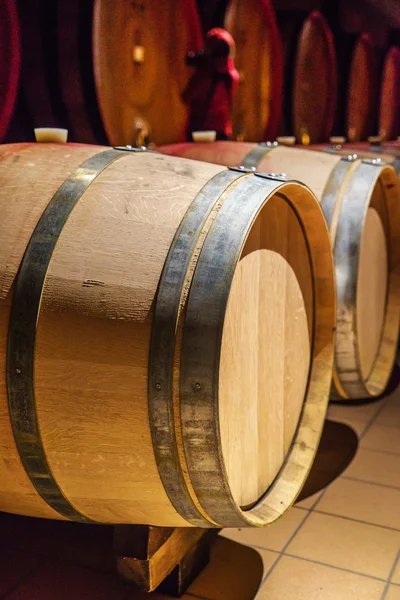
[114,524,218,595]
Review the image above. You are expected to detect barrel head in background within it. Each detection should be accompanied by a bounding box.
[0,0,21,142]
[346,34,379,142]
[378,46,400,141]
[93,0,204,146]
[292,11,337,144]
[224,0,283,142]
[275,10,305,138]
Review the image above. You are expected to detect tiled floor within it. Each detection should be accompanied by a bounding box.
[221,380,400,599]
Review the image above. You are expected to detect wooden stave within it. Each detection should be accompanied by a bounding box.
[378,47,400,142]
[0,0,21,142]
[292,11,337,144]
[158,141,400,399]
[14,0,203,146]
[346,33,378,142]
[0,143,335,527]
[224,0,283,142]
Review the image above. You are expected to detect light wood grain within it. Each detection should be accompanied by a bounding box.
[220,195,312,508]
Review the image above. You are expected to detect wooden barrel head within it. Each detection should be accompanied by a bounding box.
[378,47,400,141]
[346,34,378,142]
[93,0,204,146]
[293,11,337,144]
[224,0,283,142]
[219,194,312,508]
[357,206,388,382]
[0,0,20,142]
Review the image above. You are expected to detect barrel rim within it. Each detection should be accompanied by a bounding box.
[327,161,400,398]
[179,176,335,527]
[148,167,247,528]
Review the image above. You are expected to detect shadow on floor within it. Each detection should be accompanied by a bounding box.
[296,419,359,503]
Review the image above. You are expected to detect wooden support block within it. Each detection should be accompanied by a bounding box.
[114,525,218,594]
[158,531,216,597]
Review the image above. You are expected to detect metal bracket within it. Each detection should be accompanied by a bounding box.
[228,166,289,181]
[255,171,289,182]
[340,153,359,163]
[258,141,279,148]
[362,157,384,166]
[113,145,149,152]
[228,165,256,173]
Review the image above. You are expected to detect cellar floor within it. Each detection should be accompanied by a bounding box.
[0,377,399,600]
[222,377,400,600]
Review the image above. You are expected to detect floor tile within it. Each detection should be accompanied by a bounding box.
[362,424,400,455]
[392,557,400,585]
[375,394,400,428]
[325,413,365,436]
[343,448,400,489]
[221,508,308,552]
[317,478,400,531]
[295,491,323,509]
[386,585,400,600]
[0,549,40,597]
[256,556,384,599]
[187,537,263,600]
[5,560,129,600]
[328,400,384,424]
[286,512,400,579]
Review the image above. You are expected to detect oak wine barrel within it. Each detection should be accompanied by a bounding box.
[0,143,335,526]
[346,34,378,142]
[159,141,400,400]
[378,47,400,141]
[293,11,337,144]
[17,0,203,146]
[0,0,21,142]
[224,0,283,142]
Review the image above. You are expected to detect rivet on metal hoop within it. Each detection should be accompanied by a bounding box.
[341,153,358,163]
[229,165,257,173]
[362,157,383,166]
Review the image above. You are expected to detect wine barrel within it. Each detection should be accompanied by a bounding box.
[0,0,20,142]
[224,0,283,142]
[378,47,400,141]
[293,11,337,144]
[346,34,378,142]
[17,0,203,146]
[159,141,400,399]
[0,143,335,526]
